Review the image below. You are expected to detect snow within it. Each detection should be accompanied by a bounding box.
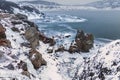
[13,8,42,20]
[34,14,87,23]
[0,12,120,80]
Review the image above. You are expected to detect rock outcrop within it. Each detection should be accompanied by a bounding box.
[0,0,41,15]
[29,49,46,69]
[68,30,94,53]
[15,13,28,20]
[0,23,6,39]
[39,33,56,46]
[0,13,47,79]
[25,27,40,49]
[0,23,11,47]
[55,45,67,53]
[17,61,28,71]
[0,39,11,47]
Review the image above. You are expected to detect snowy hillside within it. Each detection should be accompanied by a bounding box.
[0,12,120,80]
[86,0,120,9]
[0,0,44,19]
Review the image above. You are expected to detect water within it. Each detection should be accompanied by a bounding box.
[34,10,120,40]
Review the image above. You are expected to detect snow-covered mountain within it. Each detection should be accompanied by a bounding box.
[18,0,60,11]
[0,0,45,19]
[1,0,120,80]
[86,0,120,9]
[0,12,120,80]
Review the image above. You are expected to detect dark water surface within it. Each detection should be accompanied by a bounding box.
[36,10,120,40]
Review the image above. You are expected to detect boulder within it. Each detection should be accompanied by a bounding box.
[11,20,22,25]
[29,49,46,69]
[47,48,53,53]
[68,45,79,53]
[25,27,39,49]
[21,71,30,78]
[4,63,14,70]
[0,13,11,18]
[68,30,94,53]
[11,27,20,32]
[55,45,66,53]
[0,39,11,47]
[39,33,56,46]
[15,13,28,20]
[17,60,28,71]
[23,20,38,29]
[0,23,6,39]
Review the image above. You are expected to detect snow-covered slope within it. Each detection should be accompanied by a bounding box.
[75,40,120,80]
[86,0,120,9]
[0,0,44,19]
[1,12,120,80]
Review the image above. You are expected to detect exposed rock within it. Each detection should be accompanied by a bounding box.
[55,45,66,53]
[4,63,14,70]
[47,48,53,53]
[15,13,28,20]
[25,27,39,49]
[0,39,11,47]
[17,61,28,71]
[20,42,31,48]
[0,13,11,18]
[65,35,71,38]
[23,20,38,29]
[11,27,20,32]
[29,49,46,69]
[24,20,55,46]
[68,45,79,53]
[0,0,20,13]
[41,58,47,65]
[21,71,30,78]
[68,30,94,53]
[0,23,6,39]
[11,20,22,25]
[39,33,56,46]
[0,50,4,58]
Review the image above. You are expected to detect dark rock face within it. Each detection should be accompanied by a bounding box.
[21,71,30,78]
[24,20,55,46]
[68,30,94,53]
[0,23,6,39]
[25,27,39,49]
[0,0,41,15]
[55,45,66,53]
[17,61,28,71]
[68,45,79,53]
[39,33,56,46]
[0,13,11,18]
[0,0,20,13]
[11,21,22,25]
[4,63,14,70]
[0,24,11,47]
[11,27,20,32]
[15,13,28,20]
[47,48,53,53]
[21,5,40,14]
[29,49,46,69]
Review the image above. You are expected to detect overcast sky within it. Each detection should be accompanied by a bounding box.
[44,0,99,5]
[7,0,100,5]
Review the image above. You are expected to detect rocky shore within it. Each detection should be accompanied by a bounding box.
[0,12,95,79]
[0,2,120,79]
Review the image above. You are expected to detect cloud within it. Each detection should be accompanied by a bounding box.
[6,0,99,5]
[44,0,99,5]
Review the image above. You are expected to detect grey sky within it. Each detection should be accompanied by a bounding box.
[7,0,100,5]
[44,0,100,5]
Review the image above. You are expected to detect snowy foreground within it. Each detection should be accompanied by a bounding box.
[0,13,120,80]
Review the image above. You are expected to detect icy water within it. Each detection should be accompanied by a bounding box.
[35,10,120,40]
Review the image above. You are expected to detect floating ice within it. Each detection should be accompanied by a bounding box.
[35,14,87,23]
